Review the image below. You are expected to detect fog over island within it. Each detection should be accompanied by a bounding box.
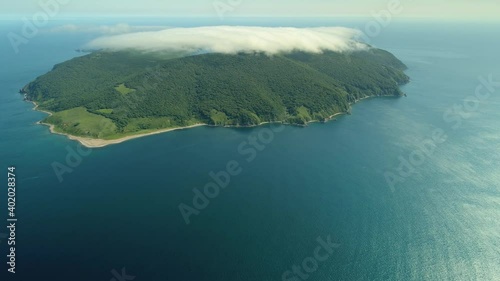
[85,26,369,54]
[21,24,408,147]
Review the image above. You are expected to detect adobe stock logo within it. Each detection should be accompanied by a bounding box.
[384,74,499,192]
[110,268,135,281]
[213,0,243,20]
[179,123,285,225]
[7,0,70,54]
[52,144,92,183]
[282,235,340,281]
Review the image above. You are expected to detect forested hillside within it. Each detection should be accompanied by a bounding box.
[22,49,409,139]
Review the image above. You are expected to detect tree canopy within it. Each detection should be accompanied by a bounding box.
[22,49,409,139]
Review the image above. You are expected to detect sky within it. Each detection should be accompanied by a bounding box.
[1,0,499,21]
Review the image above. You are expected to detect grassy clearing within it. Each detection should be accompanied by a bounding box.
[115,83,136,95]
[296,106,312,121]
[101,117,202,139]
[45,107,117,138]
[45,108,204,140]
[210,110,229,125]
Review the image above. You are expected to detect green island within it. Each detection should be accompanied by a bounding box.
[21,48,409,147]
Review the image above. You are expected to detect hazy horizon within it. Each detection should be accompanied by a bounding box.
[1,0,499,21]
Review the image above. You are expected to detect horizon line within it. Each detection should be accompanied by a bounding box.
[1,14,500,19]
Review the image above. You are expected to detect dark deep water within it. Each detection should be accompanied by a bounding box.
[0,19,499,280]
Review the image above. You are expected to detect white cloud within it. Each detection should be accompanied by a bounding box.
[49,23,168,35]
[85,26,368,55]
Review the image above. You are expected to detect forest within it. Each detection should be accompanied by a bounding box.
[21,48,409,139]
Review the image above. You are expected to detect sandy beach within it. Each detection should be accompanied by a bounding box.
[59,124,208,148]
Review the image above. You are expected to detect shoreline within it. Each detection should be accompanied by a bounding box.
[59,123,208,148]
[31,101,209,148]
[30,94,390,148]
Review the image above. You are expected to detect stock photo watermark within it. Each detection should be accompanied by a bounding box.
[282,235,340,281]
[179,123,285,224]
[358,0,413,43]
[7,0,70,54]
[213,0,243,20]
[110,267,135,281]
[385,74,500,191]
[6,224,16,273]
[52,144,92,183]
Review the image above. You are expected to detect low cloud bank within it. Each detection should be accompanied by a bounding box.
[85,26,367,55]
[50,23,168,35]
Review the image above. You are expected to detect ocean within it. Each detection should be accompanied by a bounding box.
[0,18,499,280]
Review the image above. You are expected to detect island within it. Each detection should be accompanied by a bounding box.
[21,48,409,147]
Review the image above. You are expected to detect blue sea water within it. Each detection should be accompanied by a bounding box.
[0,18,499,281]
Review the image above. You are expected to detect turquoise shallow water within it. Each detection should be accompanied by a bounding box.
[0,19,499,280]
